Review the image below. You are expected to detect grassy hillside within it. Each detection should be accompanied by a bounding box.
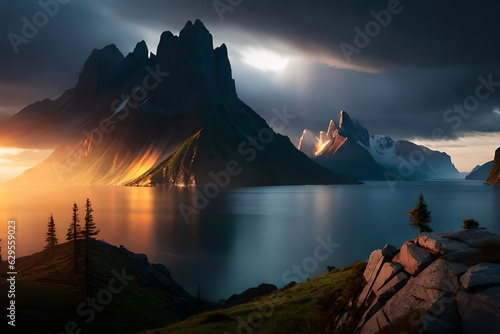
[141,262,367,334]
[0,240,366,333]
[0,240,197,333]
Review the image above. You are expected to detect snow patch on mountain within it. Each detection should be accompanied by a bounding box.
[368,135,398,168]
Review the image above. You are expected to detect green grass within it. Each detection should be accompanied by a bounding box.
[130,129,202,186]
[141,261,367,334]
[0,240,367,333]
[0,240,197,333]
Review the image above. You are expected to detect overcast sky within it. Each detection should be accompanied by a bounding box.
[1,0,500,174]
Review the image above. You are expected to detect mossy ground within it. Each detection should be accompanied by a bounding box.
[142,261,367,334]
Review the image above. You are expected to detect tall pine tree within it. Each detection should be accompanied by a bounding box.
[67,203,81,273]
[66,203,82,241]
[83,198,99,297]
[44,213,58,249]
[83,198,99,239]
[408,193,433,233]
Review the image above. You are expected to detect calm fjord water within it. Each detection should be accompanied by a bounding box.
[1,181,499,300]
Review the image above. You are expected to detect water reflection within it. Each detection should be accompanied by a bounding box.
[0,181,498,300]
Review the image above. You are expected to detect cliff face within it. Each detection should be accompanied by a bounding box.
[7,20,358,187]
[486,147,500,185]
[333,228,500,334]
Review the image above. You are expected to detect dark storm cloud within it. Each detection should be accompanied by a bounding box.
[97,0,500,68]
[0,0,500,141]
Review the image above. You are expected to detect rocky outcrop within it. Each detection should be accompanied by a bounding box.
[486,147,500,185]
[460,263,500,290]
[393,242,435,275]
[105,242,179,289]
[334,228,500,334]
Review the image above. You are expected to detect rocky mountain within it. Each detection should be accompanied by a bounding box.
[332,228,500,334]
[6,20,357,187]
[0,90,85,148]
[298,111,461,180]
[465,160,494,181]
[486,147,500,185]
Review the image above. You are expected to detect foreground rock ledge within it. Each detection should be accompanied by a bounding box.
[336,228,500,334]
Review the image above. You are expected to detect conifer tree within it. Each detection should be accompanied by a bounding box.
[83,198,99,239]
[66,203,81,273]
[44,213,58,249]
[408,193,433,233]
[83,198,99,297]
[66,203,81,241]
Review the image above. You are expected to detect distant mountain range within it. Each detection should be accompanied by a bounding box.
[4,20,357,187]
[465,161,494,181]
[298,111,461,180]
[463,147,500,184]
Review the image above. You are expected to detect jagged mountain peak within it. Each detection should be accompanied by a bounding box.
[214,43,237,99]
[178,19,216,82]
[156,30,179,62]
[7,20,357,187]
[299,112,461,180]
[182,19,210,35]
[154,19,232,94]
[132,40,148,58]
[337,110,370,147]
[74,44,125,104]
[338,110,351,128]
[326,120,337,138]
[92,43,122,56]
[123,40,149,78]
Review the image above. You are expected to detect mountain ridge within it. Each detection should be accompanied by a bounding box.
[299,111,461,181]
[465,160,494,181]
[5,20,358,187]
